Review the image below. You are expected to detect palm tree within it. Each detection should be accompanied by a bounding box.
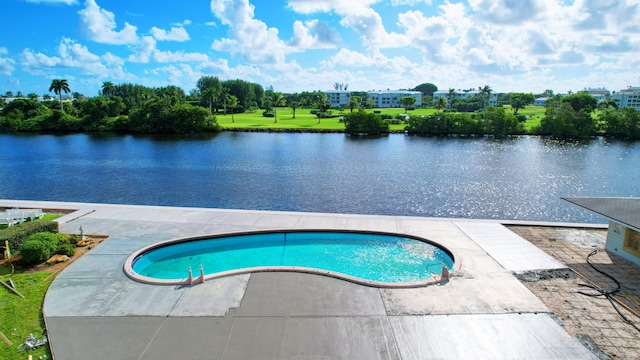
[289,101,299,119]
[479,84,493,109]
[101,81,115,98]
[228,95,239,123]
[202,87,217,113]
[447,88,456,109]
[436,97,448,112]
[220,87,231,115]
[49,79,70,110]
[601,98,618,110]
[270,92,285,123]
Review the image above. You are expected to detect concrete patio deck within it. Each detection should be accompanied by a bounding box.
[1,200,601,359]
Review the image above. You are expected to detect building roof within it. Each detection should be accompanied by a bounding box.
[562,197,640,231]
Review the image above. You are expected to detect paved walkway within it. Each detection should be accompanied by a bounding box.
[1,200,605,359]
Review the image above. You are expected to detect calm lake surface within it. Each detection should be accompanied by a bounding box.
[1,132,639,223]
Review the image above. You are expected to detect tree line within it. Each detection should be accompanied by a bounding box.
[1,78,639,139]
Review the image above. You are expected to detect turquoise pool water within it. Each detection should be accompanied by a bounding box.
[131,231,454,284]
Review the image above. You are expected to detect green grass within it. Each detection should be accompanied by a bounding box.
[215,106,549,133]
[0,267,53,359]
[215,107,439,132]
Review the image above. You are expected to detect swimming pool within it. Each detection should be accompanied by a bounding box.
[124,230,456,288]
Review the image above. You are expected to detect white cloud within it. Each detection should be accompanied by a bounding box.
[150,27,190,42]
[290,20,341,49]
[0,47,16,76]
[391,0,433,5]
[210,0,290,64]
[24,0,77,4]
[128,36,156,63]
[153,50,209,63]
[78,0,138,45]
[19,38,123,78]
[287,0,378,14]
[171,19,192,27]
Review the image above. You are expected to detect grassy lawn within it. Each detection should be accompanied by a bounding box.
[0,268,53,360]
[0,214,62,359]
[215,106,547,133]
[215,107,439,132]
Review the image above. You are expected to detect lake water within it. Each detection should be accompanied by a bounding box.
[1,132,638,223]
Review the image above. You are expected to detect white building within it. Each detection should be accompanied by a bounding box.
[612,86,640,110]
[432,89,498,106]
[326,90,351,108]
[578,87,610,103]
[366,90,423,108]
[534,97,549,106]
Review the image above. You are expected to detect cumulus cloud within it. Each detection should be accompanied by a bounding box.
[290,0,408,49]
[0,47,16,76]
[20,38,121,78]
[290,20,341,49]
[23,0,77,4]
[150,27,190,42]
[128,36,156,63]
[210,0,289,64]
[153,50,209,63]
[78,0,138,45]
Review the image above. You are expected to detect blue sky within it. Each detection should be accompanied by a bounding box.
[1,0,639,97]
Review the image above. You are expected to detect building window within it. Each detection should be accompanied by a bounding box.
[623,228,640,257]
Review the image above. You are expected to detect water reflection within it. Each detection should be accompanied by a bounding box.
[0,133,638,223]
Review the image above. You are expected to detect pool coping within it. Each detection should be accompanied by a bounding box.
[123,229,462,289]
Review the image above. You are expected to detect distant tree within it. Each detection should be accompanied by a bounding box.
[289,100,299,119]
[269,92,285,123]
[16,91,24,98]
[196,76,222,94]
[27,93,39,101]
[478,84,493,110]
[314,93,329,123]
[600,98,618,110]
[49,79,70,110]
[562,93,598,114]
[399,96,416,112]
[228,95,239,123]
[412,83,438,97]
[343,111,389,136]
[219,87,231,115]
[101,81,116,98]
[435,97,447,112]
[447,88,456,109]
[5,91,14,98]
[202,87,217,113]
[348,95,361,113]
[509,93,535,115]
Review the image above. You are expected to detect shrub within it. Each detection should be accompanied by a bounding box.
[56,243,76,257]
[406,106,416,111]
[19,232,59,265]
[19,240,51,265]
[517,115,527,122]
[381,114,393,120]
[373,110,381,114]
[262,111,275,117]
[0,220,58,254]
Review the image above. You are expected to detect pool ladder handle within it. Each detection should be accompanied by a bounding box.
[187,265,206,285]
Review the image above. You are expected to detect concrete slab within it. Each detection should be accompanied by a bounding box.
[389,313,598,359]
[46,316,165,360]
[237,272,387,317]
[170,275,249,317]
[455,221,567,273]
[140,316,235,360]
[225,316,401,360]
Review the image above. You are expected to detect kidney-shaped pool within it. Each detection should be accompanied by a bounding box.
[124,230,456,288]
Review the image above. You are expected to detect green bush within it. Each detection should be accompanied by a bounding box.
[19,240,51,265]
[381,114,393,120]
[0,220,58,254]
[262,111,275,117]
[56,243,76,257]
[19,232,59,265]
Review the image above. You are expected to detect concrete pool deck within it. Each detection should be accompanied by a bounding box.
[1,200,603,359]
